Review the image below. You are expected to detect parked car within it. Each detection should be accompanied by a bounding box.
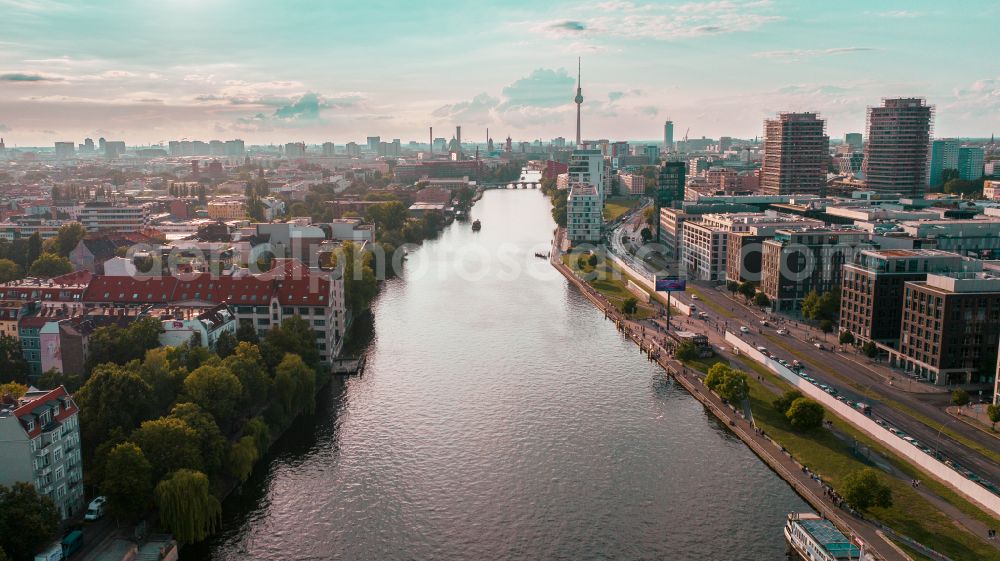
[698,312,709,319]
[691,294,699,300]
[740,326,750,333]
[776,329,788,335]
[759,320,769,326]
[84,496,106,521]
[814,343,824,350]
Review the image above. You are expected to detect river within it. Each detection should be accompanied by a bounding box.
[187,188,807,560]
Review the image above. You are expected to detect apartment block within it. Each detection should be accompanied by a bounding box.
[862,98,933,197]
[79,201,149,233]
[760,112,829,196]
[566,183,602,244]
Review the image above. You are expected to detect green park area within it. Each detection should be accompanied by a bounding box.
[564,252,657,320]
[603,197,641,222]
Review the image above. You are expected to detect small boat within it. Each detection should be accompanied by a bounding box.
[534,252,550,259]
[472,219,482,231]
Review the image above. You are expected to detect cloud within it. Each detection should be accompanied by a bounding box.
[499,68,576,110]
[273,92,322,120]
[866,10,922,18]
[0,72,63,82]
[433,93,499,122]
[0,124,9,132]
[637,105,659,116]
[532,0,782,42]
[607,89,641,102]
[754,47,877,61]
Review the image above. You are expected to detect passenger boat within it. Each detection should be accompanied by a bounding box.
[784,513,865,561]
[472,219,482,231]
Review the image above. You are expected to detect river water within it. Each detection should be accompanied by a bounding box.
[188,188,807,560]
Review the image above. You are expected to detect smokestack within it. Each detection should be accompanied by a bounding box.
[456,126,461,148]
[429,126,433,154]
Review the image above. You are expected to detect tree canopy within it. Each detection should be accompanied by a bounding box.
[704,363,749,403]
[131,417,203,481]
[785,398,825,430]
[27,253,72,278]
[101,442,153,522]
[155,469,222,544]
[0,482,60,561]
[841,468,893,511]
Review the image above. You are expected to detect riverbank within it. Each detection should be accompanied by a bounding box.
[550,244,911,561]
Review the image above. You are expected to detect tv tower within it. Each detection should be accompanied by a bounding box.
[574,57,583,147]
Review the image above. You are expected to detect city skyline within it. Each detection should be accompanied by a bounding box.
[1,0,998,146]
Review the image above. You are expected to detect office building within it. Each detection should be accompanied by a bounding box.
[285,142,306,158]
[957,146,984,181]
[0,387,84,520]
[844,133,863,152]
[367,136,381,153]
[839,249,977,347]
[761,229,873,311]
[104,141,126,159]
[54,142,75,159]
[78,202,149,232]
[664,120,674,151]
[760,112,828,196]
[726,215,826,284]
[566,183,602,244]
[207,199,247,220]
[890,272,1000,386]
[862,98,933,197]
[619,171,645,196]
[928,138,959,188]
[224,139,245,157]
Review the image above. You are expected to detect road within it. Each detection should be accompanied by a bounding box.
[605,217,1000,495]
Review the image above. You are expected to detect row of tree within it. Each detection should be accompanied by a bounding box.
[0,223,81,283]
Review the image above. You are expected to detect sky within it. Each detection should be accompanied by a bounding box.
[0,0,998,147]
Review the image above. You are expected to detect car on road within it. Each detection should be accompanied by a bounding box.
[691,294,699,300]
[740,326,750,333]
[85,496,106,521]
[813,343,825,350]
[698,312,709,319]
[776,329,788,335]
[759,320,769,326]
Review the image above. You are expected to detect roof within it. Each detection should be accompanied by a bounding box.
[6,386,78,439]
[798,518,861,559]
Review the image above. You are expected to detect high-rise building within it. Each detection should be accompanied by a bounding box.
[957,146,984,181]
[83,138,94,152]
[862,98,933,197]
[760,112,828,196]
[103,141,126,159]
[224,139,245,157]
[664,120,674,151]
[322,142,336,157]
[844,133,863,152]
[655,161,686,242]
[644,145,659,165]
[574,58,583,146]
[928,138,959,188]
[209,140,225,156]
[568,149,605,204]
[566,183,601,244]
[366,136,380,152]
[54,142,75,159]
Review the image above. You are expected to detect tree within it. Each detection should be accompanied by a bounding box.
[738,281,756,302]
[215,330,238,359]
[772,390,803,415]
[27,252,71,278]
[222,342,270,412]
[155,469,222,544]
[621,296,639,315]
[101,442,153,521]
[75,363,153,449]
[801,290,822,320]
[170,403,226,476]
[987,404,1000,431]
[841,468,893,511]
[272,353,317,423]
[137,348,185,418]
[725,280,740,295]
[25,233,42,272]
[131,417,202,481]
[951,389,970,407]
[0,259,21,283]
[182,365,243,427]
[753,292,770,309]
[861,341,878,358]
[53,222,85,256]
[704,363,749,403]
[819,319,834,334]
[786,398,825,430]
[261,316,320,371]
[226,436,259,483]
[246,417,271,455]
[839,331,855,345]
[36,368,83,393]
[236,321,259,344]
[86,317,164,371]
[675,340,699,361]
[640,227,652,243]
[587,253,598,267]
[0,336,29,384]
[330,241,377,315]
[0,482,59,561]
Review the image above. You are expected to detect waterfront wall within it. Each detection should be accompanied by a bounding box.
[725,331,1000,518]
[605,251,691,315]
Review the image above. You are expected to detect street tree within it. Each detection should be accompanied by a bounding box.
[675,341,699,361]
[987,404,1000,431]
[155,470,222,544]
[132,417,202,480]
[753,292,770,309]
[951,389,970,407]
[621,297,639,315]
[819,319,834,334]
[861,341,878,358]
[772,390,803,415]
[0,483,59,561]
[785,398,825,430]
[640,227,652,243]
[841,468,893,511]
[738,281,756,302]
[726,280,740,294]
[839,331,855,345]
[101,442,153,521]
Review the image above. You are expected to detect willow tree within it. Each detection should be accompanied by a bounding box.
[226,436,259,483]
[155,470,221,544]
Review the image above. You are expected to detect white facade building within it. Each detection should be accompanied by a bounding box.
[566,183,602,244]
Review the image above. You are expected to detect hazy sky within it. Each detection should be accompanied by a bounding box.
[1,0,997,146]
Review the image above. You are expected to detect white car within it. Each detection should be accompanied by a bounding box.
[776,329,788,335]
[740,326,750,333]
[691,294,699,300]
[85,496,107,521]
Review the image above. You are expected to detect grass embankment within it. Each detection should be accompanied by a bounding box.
[685,358,1000,561]
[564,254,656,320]
[603,197,641,222]
[761,333,1000,467]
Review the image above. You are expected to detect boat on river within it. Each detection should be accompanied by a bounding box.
[472,219,482,231]
[784,513,864,561]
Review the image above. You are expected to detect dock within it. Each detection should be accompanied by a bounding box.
[331,355,367,376]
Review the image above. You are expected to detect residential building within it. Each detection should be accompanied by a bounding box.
[761,229,873,311]
[207,199,247,220]
[862,98,933,197]
[568,149,606,204]
[844,133,863,152]
[681,220,730,281]
[0,387,84,519]
[54,142,75,159]
[984,180,1000,200]
[79,201,149,232]
[566,183,602,244]
[725,215,825,284]
[928,138,959,188]
[69,232,161,273]
[890,272,1000,386]
[957,146,984,181]
[284,142,306,158]
[154,304,237,350]
[760,112,829,196]
[619,171,645,196]
[839,249,978,347]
